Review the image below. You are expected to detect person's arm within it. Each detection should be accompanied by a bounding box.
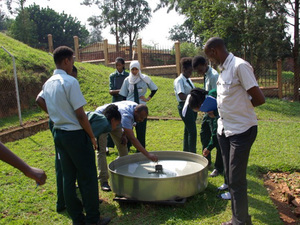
[178,93,188,101]
[75,107,98,150]
[35,95,48,113]
[247,86,265,107]
[109,89,120,96]
[123,128,158,162]
[0,142,47,185]
[140,89,157,102]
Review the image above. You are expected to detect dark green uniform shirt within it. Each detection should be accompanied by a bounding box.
[86,111,111,137]
[205,89,219,151]
[109,70,129,102]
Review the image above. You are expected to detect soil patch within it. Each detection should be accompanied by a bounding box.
[263,171,300,225]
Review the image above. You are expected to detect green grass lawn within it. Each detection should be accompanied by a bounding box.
[1,31,300,225]
[1,117,299,225]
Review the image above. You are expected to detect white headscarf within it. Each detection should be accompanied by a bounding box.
[128,61,151,92]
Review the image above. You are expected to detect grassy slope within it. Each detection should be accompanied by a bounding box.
[0,32,300,224]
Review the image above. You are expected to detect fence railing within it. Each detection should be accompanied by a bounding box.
[1,36,298,125]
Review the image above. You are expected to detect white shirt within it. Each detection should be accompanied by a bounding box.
[174,74,195,102]
[41,69,87,131]
[217,53,258,137]
[204,66,219,91]
[96,101,137,129]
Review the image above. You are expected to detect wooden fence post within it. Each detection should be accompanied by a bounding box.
[104,39,109,66]
[137,38,143,68]
[277,59,283,99]
[47,34,53,53]
[73,36,80,62]
[175,41,181,76]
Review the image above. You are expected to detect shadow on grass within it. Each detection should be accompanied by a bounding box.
[110,182,228,224]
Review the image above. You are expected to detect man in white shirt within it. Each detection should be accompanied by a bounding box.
[204,37,265,225]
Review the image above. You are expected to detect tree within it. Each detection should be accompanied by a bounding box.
[82,0,123,52]
[118,0,151,57]
[156,0,292,80]
[87,26,103,44]
[82,0,151,57]
[168,19,202,46]
[8,2,37,46]
[10,4,89,49]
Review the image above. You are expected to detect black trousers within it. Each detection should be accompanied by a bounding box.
[217,126,257,225]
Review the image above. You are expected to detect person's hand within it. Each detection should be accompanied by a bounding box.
[147,153,158,162]
[207,111,215,118]
[203,148,210,157]
[91,137,98,150]
[25,167,47,185]
[121,135,128,145]
[139,96,148,102]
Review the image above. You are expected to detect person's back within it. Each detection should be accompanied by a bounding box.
[43,72,85,130]
[42,46,110,225]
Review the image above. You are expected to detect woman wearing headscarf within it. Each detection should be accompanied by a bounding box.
[119,60,158,148]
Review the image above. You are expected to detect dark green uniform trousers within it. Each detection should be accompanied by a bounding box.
[178,102,197,153]
[135,118,147,148]
[48,120,65,212]
[53,129,100,224]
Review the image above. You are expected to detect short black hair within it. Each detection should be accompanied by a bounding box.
[205,37,225,50]
[103,104,121,121]
[115,57,125,65]
[180,57,193,70]
[135,104,148,114]
[53,46,74,65]
[192,56,206,69]
[189,88,208,109]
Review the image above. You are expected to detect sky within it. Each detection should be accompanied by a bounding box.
[21,0,186,48]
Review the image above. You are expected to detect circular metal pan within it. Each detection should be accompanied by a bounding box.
[108,151,208,201]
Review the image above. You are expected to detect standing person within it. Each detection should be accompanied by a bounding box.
[0,142,47,185]
[192,56,221,176]
[36,66,81,213]
[204,37,265,225]
[119,60,158,149]
[95,101,158,191]
[107,57,129,151]
[174,57,197,153]
[40,46,110,225]
[109,57,129,102]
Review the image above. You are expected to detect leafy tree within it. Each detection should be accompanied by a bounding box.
[118,0,151,57]
[179,42,202,57]
[82,0,123,52]
[87,26,103,44]
[9,4,37,46]
[156,0,292,71]
[168,19,202,46]
[82,0,151,57]
[10,4,89,49]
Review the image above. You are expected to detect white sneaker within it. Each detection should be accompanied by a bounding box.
[209,169,220,177]
[217,183,229,191]
[218,192,231,200]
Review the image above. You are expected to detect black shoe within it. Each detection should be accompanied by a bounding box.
[101,182,111,192]
[86,217,111,225]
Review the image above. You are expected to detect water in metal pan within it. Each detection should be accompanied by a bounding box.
[114,160,204,178]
